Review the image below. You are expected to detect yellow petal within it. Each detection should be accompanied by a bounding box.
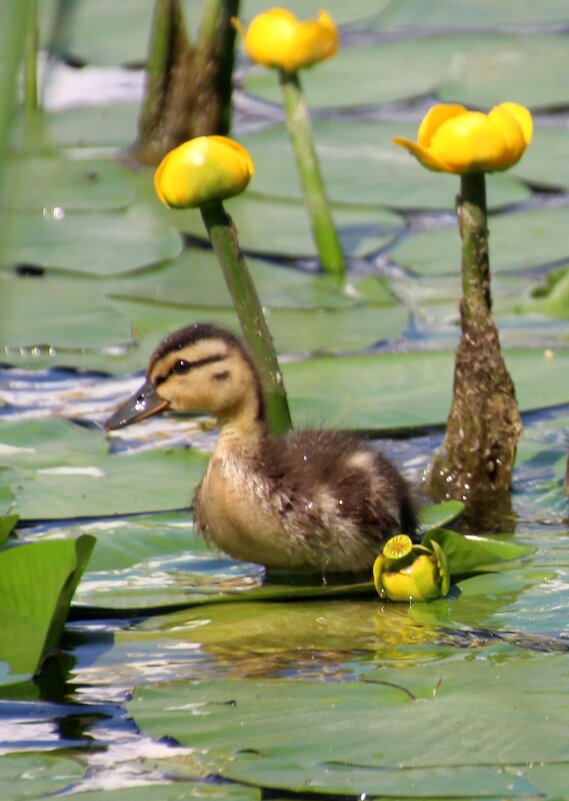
[392,136,450,172]
[380,570,423,602]
[429,111,510,173]
[154,136,253,209]
[498,102,533,146]
[243,7,338,71]
[417,103,467,148]
[393,102,533,175]
[487,103,533,169]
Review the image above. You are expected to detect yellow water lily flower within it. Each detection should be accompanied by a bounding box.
[154,136,254,209]
[393,102,533,174]
[373,535,450,602]
[237,7,338,72]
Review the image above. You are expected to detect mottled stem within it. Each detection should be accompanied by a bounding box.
[134,0,239,165]
[426,172,522,529]
[200,201,292,435]
[278,69,345,278]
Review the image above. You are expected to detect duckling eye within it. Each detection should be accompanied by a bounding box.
[172,359,191,376]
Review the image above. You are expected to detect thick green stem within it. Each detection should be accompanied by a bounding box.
[200,201,292,435]
[24,0,38,111]
[0,1,33,170]
[278,69,345,278]
[426,172,522,530]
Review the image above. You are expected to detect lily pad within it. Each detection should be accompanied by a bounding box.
[0,274,132,351]
[109,296,409,355]
[142,192,403,259]
[2,205,183,276]
[374,0,569,31]
[109,247,396,310]
[282,348,569,430]
[2,156,136,211]
[0,417,210,520]
[423,528,535,575]
[39,0,387,67]
[0,753,84,799]
[242,34,540,110]
[129,654,569,796]
[438,34,569,110]
[240,119,530,211]
[10,103,140,152]
[390,206,569,276]
[70,783,261,801]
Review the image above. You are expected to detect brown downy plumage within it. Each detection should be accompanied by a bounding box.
[105,323,417,574]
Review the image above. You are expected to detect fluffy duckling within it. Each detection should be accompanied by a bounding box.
[105,323,417,574]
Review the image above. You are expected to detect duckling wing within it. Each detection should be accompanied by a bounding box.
[263,430,417,542]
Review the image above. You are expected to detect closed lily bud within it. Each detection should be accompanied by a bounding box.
[154,136,254,209]
[393,102,533,174]
[237,7,338,73]
[373,535,450,602]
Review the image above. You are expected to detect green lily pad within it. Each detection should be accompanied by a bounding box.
[390,206,569,276]
[109,296,409,355]
[424,528,535,575]
[143,192,403,259]
[241,0,390,27]
[109,247,396,310]
[0,274,132,351]
[0,753,84,799]
[514,126,569,191]
[438,34,569,110]
[130,654,569,796]
[2,205,183,276]
[0,535,95,676]
[10,103,140,152]
[39,0,386,67]
[419,500,465,531]
[0,417,210,520]
[240,119,530,211]
[374,0,569,30]
[2,156,136,211]
[69,783,261,801]
[242,34,537,110]
[282,348,569,430]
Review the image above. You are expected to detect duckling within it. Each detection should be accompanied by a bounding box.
[105,323,417,574]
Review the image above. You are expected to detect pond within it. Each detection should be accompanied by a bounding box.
[1,1,569,799]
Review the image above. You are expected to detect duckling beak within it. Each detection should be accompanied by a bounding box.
[104,380,169,431]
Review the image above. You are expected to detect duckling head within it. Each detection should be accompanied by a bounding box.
[105,323,265,432]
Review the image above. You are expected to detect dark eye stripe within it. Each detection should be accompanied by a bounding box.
[170,353,226,377]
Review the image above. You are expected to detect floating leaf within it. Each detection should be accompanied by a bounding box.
[423,528,535,576]
[0,752,84,798]
[374,0,569,30]
[419,500,465,531]
[3,156,136,212]
[2,205,183,276]
[129,656,569,796]
[0,274,132,351]
[391,206,569,276]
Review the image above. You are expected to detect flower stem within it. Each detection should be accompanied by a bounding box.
[200,201,292,435]
[24,0,38,112]
[278,68,345,278]
[426,171,522,530]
